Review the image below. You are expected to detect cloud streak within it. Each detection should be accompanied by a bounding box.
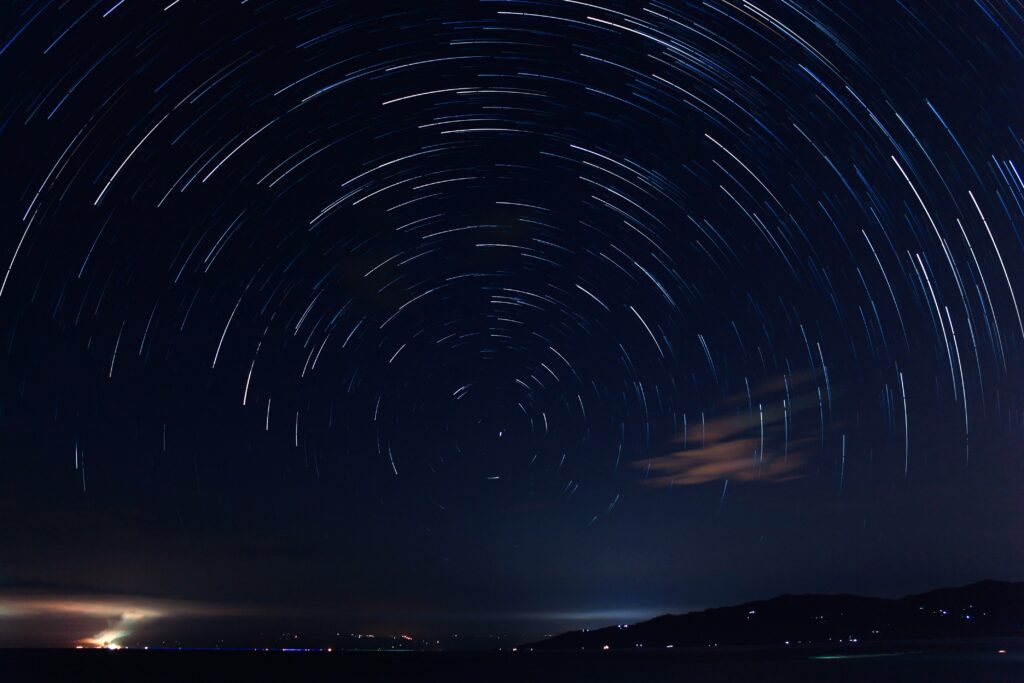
[0,590,256,648]
[639,373,834,487]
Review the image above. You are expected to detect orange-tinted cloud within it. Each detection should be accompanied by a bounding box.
[639,372,836,487]
[0,591,251,648]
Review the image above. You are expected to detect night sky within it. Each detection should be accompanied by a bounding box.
[1,0,1023,649]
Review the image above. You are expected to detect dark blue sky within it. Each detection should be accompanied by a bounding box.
[0,0,1022,648]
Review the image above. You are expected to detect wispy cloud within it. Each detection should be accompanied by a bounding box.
[0,590,253,648]
[639,372,833,487]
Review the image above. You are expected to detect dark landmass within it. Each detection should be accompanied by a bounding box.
[524,581,1024,651]
[1,643,1022,683]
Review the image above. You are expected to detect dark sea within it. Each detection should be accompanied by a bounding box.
[1,642,1021,682]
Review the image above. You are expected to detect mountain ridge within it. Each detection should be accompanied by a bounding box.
[522,580,1024,651]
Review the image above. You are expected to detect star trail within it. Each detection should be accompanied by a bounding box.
[0,0,1022,648]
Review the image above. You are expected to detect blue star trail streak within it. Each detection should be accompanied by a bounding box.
[0,0,1022,637]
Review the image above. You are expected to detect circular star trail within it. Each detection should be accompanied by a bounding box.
[1,0,1023,620]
